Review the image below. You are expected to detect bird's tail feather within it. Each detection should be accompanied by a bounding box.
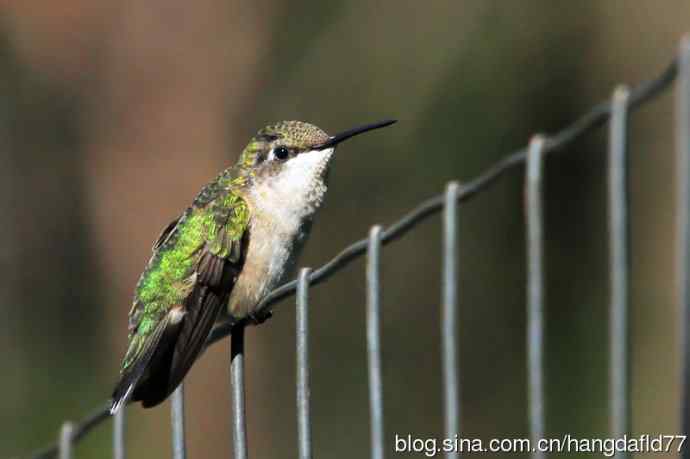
[109,314,171,415]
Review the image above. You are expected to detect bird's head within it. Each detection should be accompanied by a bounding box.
[237,119,397,186]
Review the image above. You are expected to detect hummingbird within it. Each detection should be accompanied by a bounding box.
[109,118,397,414]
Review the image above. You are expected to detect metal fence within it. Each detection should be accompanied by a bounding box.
[27,37,689,459]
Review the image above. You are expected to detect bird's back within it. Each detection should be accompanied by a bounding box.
[112,172,250,412]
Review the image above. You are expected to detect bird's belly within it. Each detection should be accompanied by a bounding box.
[228,164,328,319]
[227,216,310,318]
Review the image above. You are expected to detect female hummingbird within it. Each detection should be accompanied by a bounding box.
[110,119,396,414]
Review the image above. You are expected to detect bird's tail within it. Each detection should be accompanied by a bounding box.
[110,381,135,415]
[109,314,172,415]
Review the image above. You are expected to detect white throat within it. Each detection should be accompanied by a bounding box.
[249,148,334,222]
[230,148,334,315]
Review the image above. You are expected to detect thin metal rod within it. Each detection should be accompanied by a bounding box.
[58,422,73,459]
[608,86,631,457]
[231,324,248,459]
[442,182,460,459]
[526,135,546,459]
[113,405,126,459]
[30,404,110,459]
[677,35,690,459]
[367,226,385,459]
[296,267,313,459]
[171,384,186,459]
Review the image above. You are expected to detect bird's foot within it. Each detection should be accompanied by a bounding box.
[216,311,236,326]
[248,309,273,325]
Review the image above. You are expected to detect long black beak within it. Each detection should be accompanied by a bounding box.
[313,119,397,150]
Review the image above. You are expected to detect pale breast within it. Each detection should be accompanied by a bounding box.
[227,148,333,318]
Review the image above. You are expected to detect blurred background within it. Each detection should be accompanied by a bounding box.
[2,1,689,458]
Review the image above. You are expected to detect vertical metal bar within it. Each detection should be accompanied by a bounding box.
[608,85,630,458]
[367,225,385,459]
[296,268,312,459]
[59,422,73,459]
[526,135,546,459]
[231,324,248,459]
[677,35,690,459]
[113,404,126,459]
[171,384,186,459]
[442,182,460,459]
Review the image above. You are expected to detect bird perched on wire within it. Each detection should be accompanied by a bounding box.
[110,119,397,414]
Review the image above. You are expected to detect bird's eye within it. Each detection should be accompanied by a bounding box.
[273,146,289,160]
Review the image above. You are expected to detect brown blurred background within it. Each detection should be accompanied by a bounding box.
[2,1,689,458]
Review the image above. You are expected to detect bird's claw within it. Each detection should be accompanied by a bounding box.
[248,309,273,325]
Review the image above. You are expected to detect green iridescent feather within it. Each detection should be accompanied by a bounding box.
[121,176,250,371]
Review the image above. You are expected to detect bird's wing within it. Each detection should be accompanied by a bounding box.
[111,192,250,411]
[164,193,250,398]
[123,213,185,336]
[152,214,182,251]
